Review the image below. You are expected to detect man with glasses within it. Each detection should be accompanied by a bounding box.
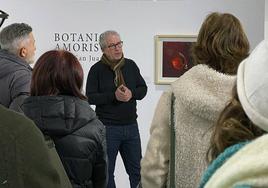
[0,22,36,112]
[86,30,147,188]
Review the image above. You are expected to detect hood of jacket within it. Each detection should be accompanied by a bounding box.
[171,64,236,122]
[0,49,32,78]
[22,95,97,136]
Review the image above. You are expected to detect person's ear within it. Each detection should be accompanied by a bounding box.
[19,47,27,58]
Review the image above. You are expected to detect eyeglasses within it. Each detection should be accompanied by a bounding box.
[0,10,9,28]
[107,41,123,50]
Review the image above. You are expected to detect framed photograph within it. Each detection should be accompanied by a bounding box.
[155,35,197,84]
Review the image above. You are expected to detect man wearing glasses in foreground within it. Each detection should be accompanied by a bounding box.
[86,30,147,188]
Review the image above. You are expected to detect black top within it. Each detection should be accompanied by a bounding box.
[86,58,147,125]
[22,96,107,188]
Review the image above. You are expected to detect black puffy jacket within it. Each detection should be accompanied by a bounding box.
[22,95,107,188]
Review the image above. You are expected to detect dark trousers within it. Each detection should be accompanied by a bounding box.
[105,123,141,188]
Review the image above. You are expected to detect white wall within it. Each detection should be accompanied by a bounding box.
[265,0,268,39]
[1,1,264,187]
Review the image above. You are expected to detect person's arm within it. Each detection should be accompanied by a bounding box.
[92,124,108,188]
[86,66,116,105]
[9,94,29,113]
[131,62,147,100]
[9,70,31,112]
[140,91,172,188]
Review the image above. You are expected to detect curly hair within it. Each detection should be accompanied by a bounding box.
[192,12,250,75]
[206,84,265,163]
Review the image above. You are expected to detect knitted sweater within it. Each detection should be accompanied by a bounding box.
[199,142,248,188]
[205,134,268,188]
[86,58,147,125]
[141,64,235,188]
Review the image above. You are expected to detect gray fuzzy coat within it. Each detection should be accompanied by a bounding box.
[141,64,235,188]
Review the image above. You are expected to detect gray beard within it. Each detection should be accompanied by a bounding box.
[25,56,35,65]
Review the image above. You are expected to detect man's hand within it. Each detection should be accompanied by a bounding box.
[115,85,132,102]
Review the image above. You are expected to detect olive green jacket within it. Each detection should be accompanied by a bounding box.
[0,104,72,188]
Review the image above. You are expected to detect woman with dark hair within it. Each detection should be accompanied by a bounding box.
[22,50,107,188]
[200,40,268,187]
[141,12,250,188]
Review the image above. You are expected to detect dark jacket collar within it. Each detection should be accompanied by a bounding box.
[22,95,97,136]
